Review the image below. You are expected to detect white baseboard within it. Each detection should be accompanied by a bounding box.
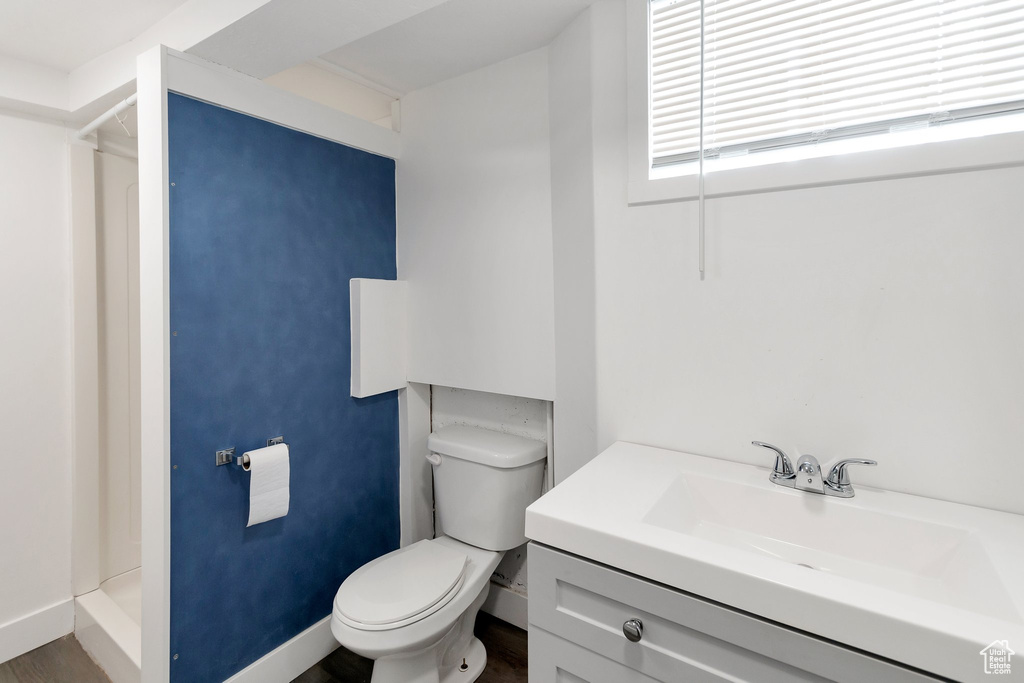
[225,615,339,683]
[0,599,75,665]
[482,583,528,631]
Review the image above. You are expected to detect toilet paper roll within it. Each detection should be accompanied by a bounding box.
[243,443,290,527]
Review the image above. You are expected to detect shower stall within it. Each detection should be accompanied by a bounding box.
[70,147,142,683]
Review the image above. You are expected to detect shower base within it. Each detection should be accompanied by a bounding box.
[76,567,141,683]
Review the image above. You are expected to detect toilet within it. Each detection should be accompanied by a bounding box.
[331,424,547,683]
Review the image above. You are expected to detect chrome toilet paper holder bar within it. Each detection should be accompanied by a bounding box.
[215,436,284,467]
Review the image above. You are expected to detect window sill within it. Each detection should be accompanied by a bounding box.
[627,128,1024,206]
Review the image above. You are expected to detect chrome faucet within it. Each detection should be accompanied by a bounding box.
[752,441,876,498]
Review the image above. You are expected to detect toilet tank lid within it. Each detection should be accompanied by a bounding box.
[428,425,546,468]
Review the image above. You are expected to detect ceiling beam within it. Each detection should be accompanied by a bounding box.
[185,0,451,79]
[0,55,68,119]
[68,0,275,112]
[0,0,275,121]
[1,0,454,124]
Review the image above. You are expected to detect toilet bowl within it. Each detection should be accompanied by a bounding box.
[331,537,503,683]
[330,425,547,683]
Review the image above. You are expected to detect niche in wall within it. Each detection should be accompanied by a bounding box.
[430,385,550,625]
[167,93,399,682]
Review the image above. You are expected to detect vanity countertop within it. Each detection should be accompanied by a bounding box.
[525,441,1024,682]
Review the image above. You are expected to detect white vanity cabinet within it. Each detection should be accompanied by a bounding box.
[527,543,941,683]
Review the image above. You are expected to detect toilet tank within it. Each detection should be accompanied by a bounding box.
[427,425,547,551]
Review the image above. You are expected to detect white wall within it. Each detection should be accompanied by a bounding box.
[397,48,556,402]
[0,113,74,646]
[599,165,1024,515]
[548,10,599,485]
[550,1,1024,517]
[431,385,549,443]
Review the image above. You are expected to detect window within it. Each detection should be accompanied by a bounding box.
[650,0,1024,172]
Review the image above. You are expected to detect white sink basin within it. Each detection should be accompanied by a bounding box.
[645,473,1019,622]
[526,442,1024,682]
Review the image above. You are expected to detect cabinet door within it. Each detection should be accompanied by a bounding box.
[530,626,662,683]
[528,543,939,683]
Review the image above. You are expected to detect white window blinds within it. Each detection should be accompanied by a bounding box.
[650,0,1024,168]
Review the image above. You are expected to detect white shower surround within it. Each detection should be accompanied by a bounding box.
[69,147,142,682]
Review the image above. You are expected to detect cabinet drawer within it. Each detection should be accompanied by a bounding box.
[528,543,939,683]
[530,626,660,683]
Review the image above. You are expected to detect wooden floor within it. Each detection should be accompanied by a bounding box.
[0,612,526,683]
[0,636,111,683]
[293,612,529,683]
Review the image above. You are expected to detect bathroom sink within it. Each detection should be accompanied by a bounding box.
[526,442,1024,682]
[644,472,1019,622]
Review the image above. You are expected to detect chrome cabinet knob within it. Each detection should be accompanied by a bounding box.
[622,618,644,642]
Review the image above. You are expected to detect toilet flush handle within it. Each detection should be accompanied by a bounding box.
[425,453,442,466]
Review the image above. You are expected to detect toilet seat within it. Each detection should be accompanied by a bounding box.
[334,540,468,631]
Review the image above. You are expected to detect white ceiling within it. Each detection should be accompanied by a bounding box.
[319,0,593,95]
[188,0,450,80]
[0,0,189,72]
[0,0,591,121]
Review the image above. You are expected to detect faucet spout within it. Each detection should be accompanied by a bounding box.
[795,454,824,493]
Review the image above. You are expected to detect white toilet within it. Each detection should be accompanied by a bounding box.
[331,424,547,683]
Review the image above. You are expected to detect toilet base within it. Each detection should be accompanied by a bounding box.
[367,635,486,683]
[441,637,485,683]
[367,584,490,683]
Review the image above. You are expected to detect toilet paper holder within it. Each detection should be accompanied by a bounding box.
[215,436,285,468]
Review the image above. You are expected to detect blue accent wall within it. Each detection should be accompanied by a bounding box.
[167,93,399,683]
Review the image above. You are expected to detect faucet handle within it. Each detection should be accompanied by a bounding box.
[752,441,794,477]
[826,459,877,488]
